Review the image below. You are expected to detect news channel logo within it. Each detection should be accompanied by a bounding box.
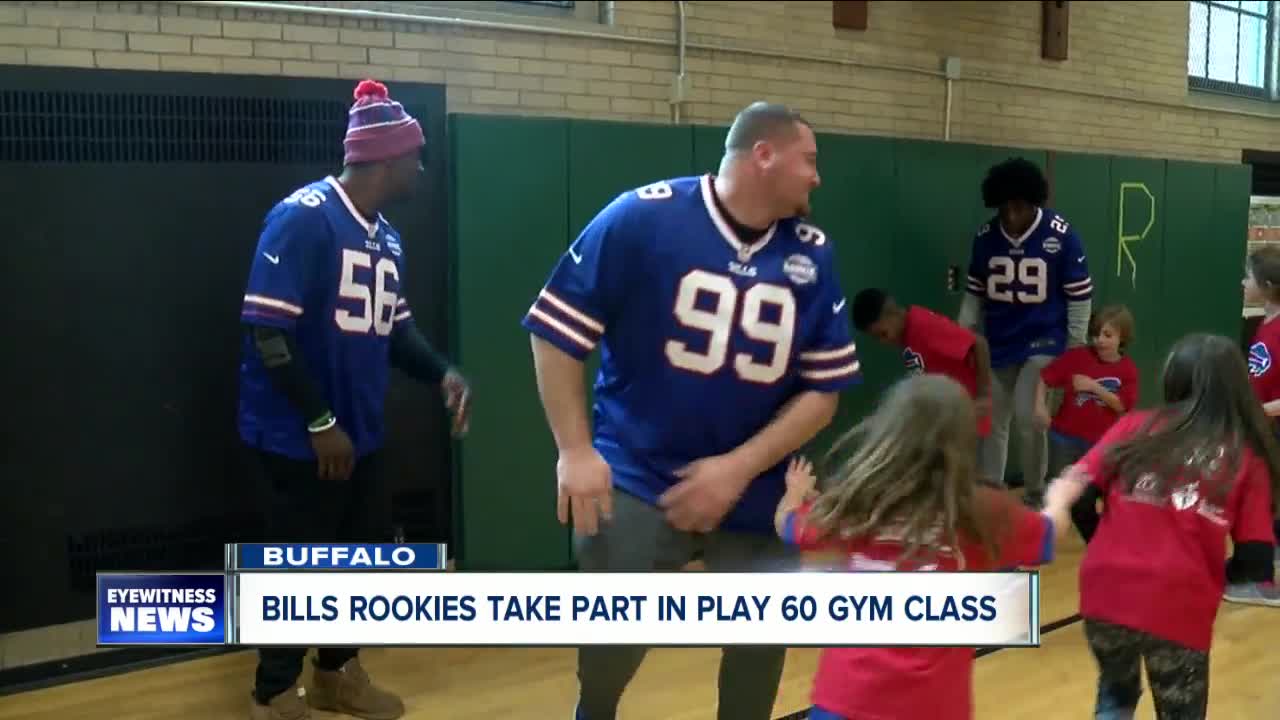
[96,573,228,646]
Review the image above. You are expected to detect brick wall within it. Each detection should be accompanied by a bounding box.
[2,1,1278,164]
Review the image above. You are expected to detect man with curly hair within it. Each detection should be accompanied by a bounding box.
[957,157,1093,507]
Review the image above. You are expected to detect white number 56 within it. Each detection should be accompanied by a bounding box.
[335,249,399,336]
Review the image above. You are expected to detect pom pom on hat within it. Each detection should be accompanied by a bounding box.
[344,78,424,165]
[353,79,388,101]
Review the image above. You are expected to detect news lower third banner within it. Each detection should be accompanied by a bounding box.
[97,544,1040,648]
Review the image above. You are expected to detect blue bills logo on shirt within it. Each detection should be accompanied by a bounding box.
[1250,341,1271,378]
[903,348,926,375]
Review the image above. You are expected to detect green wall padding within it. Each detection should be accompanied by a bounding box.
[803,132,900,459]
[692,124,728,174]
[568,119,696,232]
[1212,163,1252,338]
[1161,161,1222,363]
[1052,153,1115,304]
[1103,157,1166,407]
[449,114,570,570]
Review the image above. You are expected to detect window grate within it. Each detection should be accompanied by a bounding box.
[0,91,349,164]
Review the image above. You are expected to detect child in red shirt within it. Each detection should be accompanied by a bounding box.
[1234,246,1280,606]
[773,373,1072,720]
[1047,332,1279,718]
[1034,304,1138,537]
[851,288,994,457]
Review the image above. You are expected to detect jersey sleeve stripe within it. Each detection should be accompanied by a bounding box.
[394,310,411,322]
[525,306,597,352]
[538,289,605,334]
[1064,279,1093,298]
[966,275,984,294]
[243,294,303,316]
[799,342,858,362]
[799,360,860,381]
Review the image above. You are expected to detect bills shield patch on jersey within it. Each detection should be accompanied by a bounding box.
[783,254,817,286]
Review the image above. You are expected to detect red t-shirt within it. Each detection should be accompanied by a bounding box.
[1039,346,1138,443]
[902,305,992,436]
[781,488,1053,720]
[1249,315,1280,405]
[1077,411,1276,652]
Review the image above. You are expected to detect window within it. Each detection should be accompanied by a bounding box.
[362,1,605,24]
[1188,1,1277,99]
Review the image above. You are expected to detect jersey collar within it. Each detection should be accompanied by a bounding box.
[699,174,776,262]
[325,176,380,239]
[1000,207,1042,248]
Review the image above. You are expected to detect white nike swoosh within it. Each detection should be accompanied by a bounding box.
[263,253,280,264]
[832,299,846,314]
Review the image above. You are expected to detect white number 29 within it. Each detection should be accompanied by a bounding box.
[665,270,795,384]
[335,248,399,336]
[987,256,1047,304]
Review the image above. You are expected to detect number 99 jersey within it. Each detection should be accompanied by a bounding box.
[522,174,862,534]
[965,207,1092,368]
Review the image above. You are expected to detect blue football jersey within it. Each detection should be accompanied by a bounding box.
[965,207,1092,368]
[522,174,862,535]
[238,176,412,460]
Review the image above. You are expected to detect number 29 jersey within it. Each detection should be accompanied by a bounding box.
[521,174,862,535]
[965,207,1092,368]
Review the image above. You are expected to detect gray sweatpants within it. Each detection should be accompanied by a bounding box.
[573,490,798,720]
[979,355,1055,497]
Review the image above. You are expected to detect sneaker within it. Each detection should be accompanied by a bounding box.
[307,657,404,720]
[1223,581,1280,607]
[249,686,310,720]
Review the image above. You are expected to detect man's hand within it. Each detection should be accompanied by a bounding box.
[557,446,612,536]
[658,453,754,533]
[310,425,355,481]
[441,369,472,437]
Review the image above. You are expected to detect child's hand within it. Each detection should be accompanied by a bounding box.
[1071,374,1096,393]
[785,456,817,499]
[1033,407,1052,431]
[1044,466,1089,512]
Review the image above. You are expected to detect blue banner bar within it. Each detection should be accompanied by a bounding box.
[233,543,446,571]
[96,573,228,646]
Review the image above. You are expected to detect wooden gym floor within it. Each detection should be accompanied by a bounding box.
[1,511,1277,719]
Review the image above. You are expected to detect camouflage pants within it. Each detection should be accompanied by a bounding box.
[1084,618,1209,719]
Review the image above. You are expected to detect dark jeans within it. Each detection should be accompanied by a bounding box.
[251,448,388,704]
[1047,431,1100,541]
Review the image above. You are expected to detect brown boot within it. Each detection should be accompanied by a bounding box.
[248,686,311,720]
[307,657,405,720]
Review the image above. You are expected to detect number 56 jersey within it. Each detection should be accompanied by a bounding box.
[521,174,862,534]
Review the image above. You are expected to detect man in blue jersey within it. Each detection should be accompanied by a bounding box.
[523,102,861,720]
[238,80,471,720]
[957,158,1092,507]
